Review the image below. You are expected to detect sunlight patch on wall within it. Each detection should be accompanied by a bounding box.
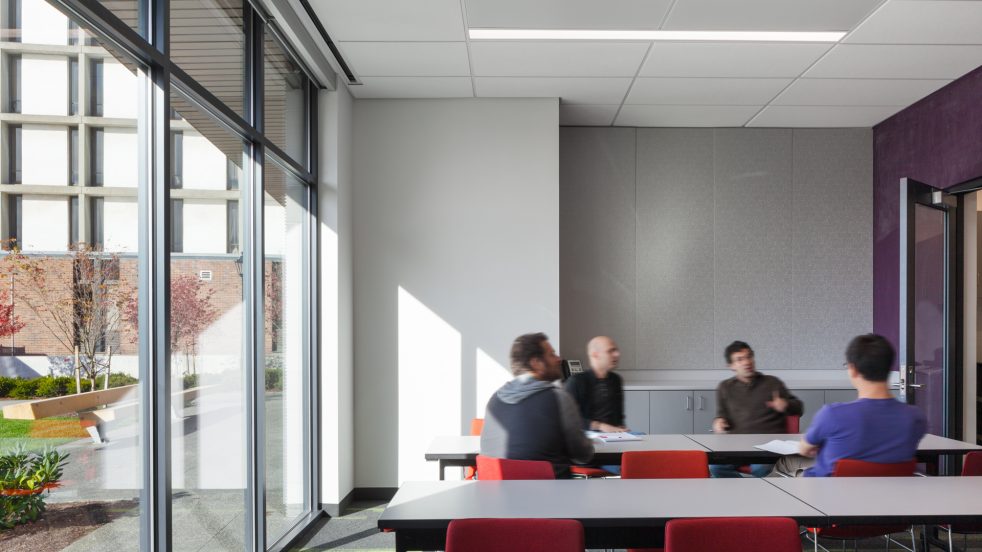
[398,286,461,483]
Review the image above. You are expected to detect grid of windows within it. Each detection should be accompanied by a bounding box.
[6,53,19,112]
[0,0,319,550]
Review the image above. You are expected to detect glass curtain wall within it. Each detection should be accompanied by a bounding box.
[0,0,319,550]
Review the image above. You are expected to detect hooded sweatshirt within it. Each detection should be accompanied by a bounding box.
[480,373,595,478]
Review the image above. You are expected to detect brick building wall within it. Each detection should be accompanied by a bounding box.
[1,253,282,360]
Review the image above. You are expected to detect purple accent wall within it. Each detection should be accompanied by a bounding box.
[872,64,982,363]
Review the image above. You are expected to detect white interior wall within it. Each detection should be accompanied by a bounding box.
[319,83,354,510]
[352,98,559,488]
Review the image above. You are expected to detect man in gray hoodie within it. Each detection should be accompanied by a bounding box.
[480,332,595,478]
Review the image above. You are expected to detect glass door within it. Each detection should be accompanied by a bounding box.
[898,177,961,444]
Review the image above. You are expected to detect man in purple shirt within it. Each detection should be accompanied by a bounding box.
[774,334,927,477]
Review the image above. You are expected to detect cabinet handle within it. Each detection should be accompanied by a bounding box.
[697,396,705,410]
[684,395,692,411]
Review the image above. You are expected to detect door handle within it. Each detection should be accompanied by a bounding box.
[697,396,705,410]
[684,395,692,411]
[909,384,924,389]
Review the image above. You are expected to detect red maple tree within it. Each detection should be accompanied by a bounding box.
[123,274,217,374]
[0,288,25,341]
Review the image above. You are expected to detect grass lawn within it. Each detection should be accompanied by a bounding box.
[0,411,85,453]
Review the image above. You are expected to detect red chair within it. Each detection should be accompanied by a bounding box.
[785,414,801,433]
[465,418,484,480]
[939,451,982,551]
[665,517,801,552]
[570,465,613,478]
[623,451,710,552]
[622,450,710,480]
[446,518,584,552]
[806,459,918,551]
[475,455,555,480]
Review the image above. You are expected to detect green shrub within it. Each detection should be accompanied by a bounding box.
[0,446,70,530]
[107,373,138,388]
[0,377,16,398]
[34,377,68,398]
[182,373,199,390]
[264,367,283,391]
[10,379,40,400]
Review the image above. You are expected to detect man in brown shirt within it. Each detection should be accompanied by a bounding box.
[709,341,803,478]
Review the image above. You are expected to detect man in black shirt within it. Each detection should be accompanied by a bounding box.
[564,336,628,433]
[481,332,594,478]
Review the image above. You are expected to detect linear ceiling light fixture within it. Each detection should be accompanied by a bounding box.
[468,29,846,42]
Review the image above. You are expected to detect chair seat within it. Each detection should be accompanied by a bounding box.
[570,466,612,478]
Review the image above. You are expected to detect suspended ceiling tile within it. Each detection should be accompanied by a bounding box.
[627,77,792,105]
[772,78,951,106]
[641,42,832,78]
[463,0,673,30]
[805,44,982,79]
[748,105,901,127]
[340,42,471,77]
[662,0,882,31]
[469,42,650,77]
[845,0,982,45]
[350,77,474,98]
[309,0,464,42]
[474,77,633,104]
[615,105,760,127]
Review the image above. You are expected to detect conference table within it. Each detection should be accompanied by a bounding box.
[425,433,982,480]
[378,477,982,551]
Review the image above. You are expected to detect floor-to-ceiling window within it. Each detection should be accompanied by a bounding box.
[0,0,319,549]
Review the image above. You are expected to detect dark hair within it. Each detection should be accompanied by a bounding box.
[724,341,753,364]
[845,334,894,382]
[510,332,549,376]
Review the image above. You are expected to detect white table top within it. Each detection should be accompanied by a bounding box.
[425,433,980,461]
[765,476,982,523]
[685,433,982,455]
[425,434,708,461]
[379,479,825,529]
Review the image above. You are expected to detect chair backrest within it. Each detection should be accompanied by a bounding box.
[665,517,800,552]
[785,415,800,433]
[470,418,484,436]
[475,455,555,480]
[962,451,982,476]
[446,518,584,552]
[465,419,485,480]
[832,458,917,477]
[622,450,710,479]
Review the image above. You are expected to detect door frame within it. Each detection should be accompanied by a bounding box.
[898,177,962,441]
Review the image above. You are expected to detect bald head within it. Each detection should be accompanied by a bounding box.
[587,336,620,377]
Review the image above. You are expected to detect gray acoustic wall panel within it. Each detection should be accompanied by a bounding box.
[559,127,872,371]
[637,129,715,371]
[560,127,637,368]
[713,129,794,372]
[791,129,873,370]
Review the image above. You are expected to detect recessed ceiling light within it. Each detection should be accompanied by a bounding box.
[468,29,846,42]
